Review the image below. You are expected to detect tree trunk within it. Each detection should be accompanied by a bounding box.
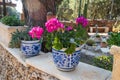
[21,0,61,27]
[3,0,6,16]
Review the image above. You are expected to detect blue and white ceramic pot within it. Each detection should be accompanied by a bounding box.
[52,48,81,71]
[21,40,41,57]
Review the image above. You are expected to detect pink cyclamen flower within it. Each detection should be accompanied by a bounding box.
[76,16,84,24]
[76,16,88,27]
[29,30,34,39]
[29,26,44,40]
[66,26,73,31]
[45,18,64,33]
[82,22,88,27]
[82,18,88,27]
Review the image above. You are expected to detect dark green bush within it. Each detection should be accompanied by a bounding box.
[1,16,24,26]
[107,32,120,46]
[95,34,101,38]
[93,56,113,71]
[86,39,95,46]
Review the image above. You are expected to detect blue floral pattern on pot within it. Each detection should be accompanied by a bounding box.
[21,40,41,57]
[52,48,81,71]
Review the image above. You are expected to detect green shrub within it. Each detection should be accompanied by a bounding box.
[95,34,100,38]
[86,39,95,46]
[93,56,113,71]
[107,32,120,46]
[1,16,24,26]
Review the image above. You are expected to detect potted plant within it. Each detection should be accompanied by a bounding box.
[10,26,44,57]
[86,39,95,46]
[100,39,108,48]
[94,34,101,42]
[0,16,25,47]
[45,16,89,71]
[86,39,95,51]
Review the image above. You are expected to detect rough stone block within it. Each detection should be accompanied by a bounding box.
[0,22,25,47]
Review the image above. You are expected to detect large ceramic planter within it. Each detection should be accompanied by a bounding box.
[94,37,101,43]
[100,42,107,48]
[21,40,41,57]
[52,48,81,71]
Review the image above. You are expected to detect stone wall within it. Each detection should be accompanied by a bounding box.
[110,46,120,80]
[0,22,25,47]
[89,20,116,32]
[61,20,117,32]
[0,44,59,80]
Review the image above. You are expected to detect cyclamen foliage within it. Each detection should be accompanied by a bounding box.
[29,26,44,40]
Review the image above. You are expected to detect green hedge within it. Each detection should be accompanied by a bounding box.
[107,32,120,46]
[1,16,24,26]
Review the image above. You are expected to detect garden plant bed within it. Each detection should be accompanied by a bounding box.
[79,33,113,71]
[80,47,113,71]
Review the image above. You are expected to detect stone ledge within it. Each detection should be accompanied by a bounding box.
[26,53,111,80]
[0,41,112,80]
[0,41,26,66]
[0,41,59,80]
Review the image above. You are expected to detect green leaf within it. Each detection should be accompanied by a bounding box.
[53,37,63,50]
[65,43,76,54]
[45,41,52,50]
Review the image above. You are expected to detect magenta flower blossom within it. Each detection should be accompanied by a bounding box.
[76,16,84,24]
[66,26,73,31]
[76,16,88,27]
[29,26,44,40]
[45,16,89,54]
[45,18,64,33]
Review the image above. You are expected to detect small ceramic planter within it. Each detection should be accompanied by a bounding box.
[21,40,41,57]
[94,37,101,43]
[52,48,81,72]
[100,42,107,48]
